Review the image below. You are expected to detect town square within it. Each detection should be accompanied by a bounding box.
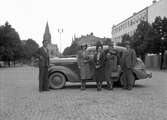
[0,0,167,120]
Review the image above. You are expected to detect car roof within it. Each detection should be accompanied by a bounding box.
[50,45,127,63]
[86,45,127,52]
[50,57,77,63]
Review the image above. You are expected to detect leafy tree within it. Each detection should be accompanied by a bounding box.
[152,16,167,69]
[103,38,112,45]
[117,34,131,47]
[63,47,71,55]
[23,39,39,60]
[63,41,80,55]
[131,21,153,61]
[0,22,22,66]
[122,34,131,43]
[152,17,163,54]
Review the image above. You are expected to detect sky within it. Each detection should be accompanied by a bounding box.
[0,0,153,52]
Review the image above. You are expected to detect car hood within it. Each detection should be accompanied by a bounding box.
[50,57,77,63]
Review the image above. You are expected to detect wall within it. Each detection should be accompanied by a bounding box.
[112,8,148,43]
[145,55,161,68]
[148,0,167,23]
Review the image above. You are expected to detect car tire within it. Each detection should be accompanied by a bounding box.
[49,72,66,89]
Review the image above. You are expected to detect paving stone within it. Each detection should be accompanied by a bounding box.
[0,67,167,120]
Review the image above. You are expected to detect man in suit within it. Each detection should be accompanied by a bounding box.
[35,40,50,92]
[120,41,137,90]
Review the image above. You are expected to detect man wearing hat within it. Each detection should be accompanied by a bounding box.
[35,40,50,92]
[120,41,136,90]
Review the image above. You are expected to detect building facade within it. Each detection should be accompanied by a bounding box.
[112,0,167,43]
[75,33,106,46]
[148,0,167,23]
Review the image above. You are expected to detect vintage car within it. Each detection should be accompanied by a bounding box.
[48,45,151,89]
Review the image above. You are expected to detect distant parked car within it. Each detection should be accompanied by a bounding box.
[48,45,151,89]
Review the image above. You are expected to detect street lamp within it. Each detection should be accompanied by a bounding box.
[160,27,164,51]
[58,28,63,53]
[161,36,165,51]
[160,26,165,70]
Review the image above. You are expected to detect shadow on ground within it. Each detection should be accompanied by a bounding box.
[134,84,149,88]
[62,83,125,90]
[50,83,149,90]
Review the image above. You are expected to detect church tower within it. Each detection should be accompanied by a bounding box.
[43,22,51,44]
[43,22,60,57]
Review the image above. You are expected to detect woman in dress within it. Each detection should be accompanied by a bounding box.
[104,41,119,90]
[77,44,90,90]
[93,42,105,91]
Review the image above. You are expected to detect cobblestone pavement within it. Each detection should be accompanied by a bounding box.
[0,67,167,120]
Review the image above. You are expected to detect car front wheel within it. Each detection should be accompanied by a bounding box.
[49,72,66,89]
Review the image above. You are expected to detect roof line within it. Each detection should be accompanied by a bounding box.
[112,0,163,28]
[112,7,148,28]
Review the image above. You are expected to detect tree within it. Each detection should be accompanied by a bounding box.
[152,17,163,54]
[131,21,153,61]
[122,34,131,43]
[117,34,131,47]
[103,38,112,45]
[63,47,70,55]
[152,16,167,69]
[23,39,39,60]
[0,22,22,66]
[63,41,80,55]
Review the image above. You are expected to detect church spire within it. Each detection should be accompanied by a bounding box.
[43,22,51,44]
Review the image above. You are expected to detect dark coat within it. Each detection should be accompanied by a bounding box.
[104,49,119,81]
[35,47,49,67]
[120,48,136,70]
[35,47,49,91]
[93,51,105,82]
[77,50,91,80]
[120,48,137,87]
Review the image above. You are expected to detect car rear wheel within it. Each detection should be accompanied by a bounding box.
[49,72,66,89]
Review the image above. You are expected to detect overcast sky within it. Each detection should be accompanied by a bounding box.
[0,0,153,52]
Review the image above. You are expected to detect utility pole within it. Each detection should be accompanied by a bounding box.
[58,28,63,53]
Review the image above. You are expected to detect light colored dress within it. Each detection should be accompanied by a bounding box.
[77,50,91,79]
[105,49,119,82]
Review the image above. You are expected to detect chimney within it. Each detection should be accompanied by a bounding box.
[152,0,157,4]
[133,12,137,16]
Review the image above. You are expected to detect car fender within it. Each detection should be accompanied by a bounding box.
[133,58,149,80]
[48,66,79,82]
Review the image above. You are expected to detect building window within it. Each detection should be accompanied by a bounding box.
[130,20,133,26]
[121,25,123,31]
[125,22,127,28]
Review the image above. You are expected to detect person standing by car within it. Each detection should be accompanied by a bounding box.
[93,42,105,91]
[104,41,119,90]
[34,40,50,92]
[120,41,137,90]
[77,44,90,90]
